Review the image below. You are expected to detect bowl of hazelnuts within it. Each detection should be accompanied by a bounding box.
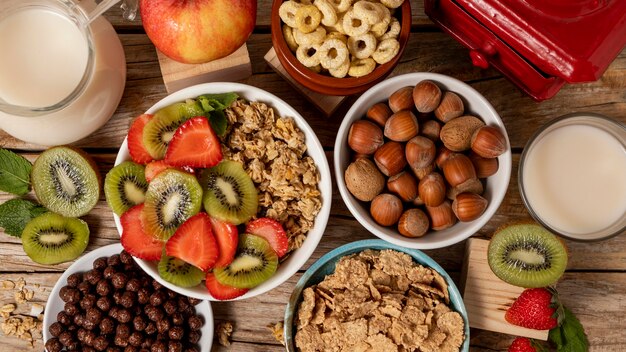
[334,72,512,249]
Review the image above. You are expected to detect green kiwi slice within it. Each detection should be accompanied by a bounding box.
[104,161,148,216]
[22,212,89,264]
[158,253,205,288]
[488,223,568,288]
[142,100,205,159]
[202,160,258,225]
[143,169,202,240]
[214,234,278,289]
[31,147,100,217]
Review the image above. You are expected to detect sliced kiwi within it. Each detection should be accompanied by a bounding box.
[104,161,148,216]
[158,253,205,288]
[31,146,101,217]
[22,212,89,264]
[143,169,202,240]
[202,160,258,225]
[214,234,278,289]
[142,100,205,160]
[488,223,568,288]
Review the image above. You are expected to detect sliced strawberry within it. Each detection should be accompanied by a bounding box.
[164,117,222,168]
[128,114,154,164]
[205,272,248,300]
[120,204,164,260]
[144,160,195,182]
[209,217,238,268]
[245,218,289,257]
[166,213,219,271]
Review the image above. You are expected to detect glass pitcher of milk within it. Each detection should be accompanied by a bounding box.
[0,0,136,145]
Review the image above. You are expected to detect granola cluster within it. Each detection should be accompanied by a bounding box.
[222,99,322,253]
[1,278,45,348]
[294,250,465,352]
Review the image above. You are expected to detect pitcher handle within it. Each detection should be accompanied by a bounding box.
[121,0,138,21]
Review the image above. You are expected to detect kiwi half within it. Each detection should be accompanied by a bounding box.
[142,100,205,160]
[104,161,148,216]
[158,253,205,288]
[214,234,278,289]
[22,212,89,264]
[488,223,568,288]
[31,147,100,217]
[143,169,202,240]
[202,160,258,225]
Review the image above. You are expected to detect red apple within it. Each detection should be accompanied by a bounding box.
[140,0,256,64]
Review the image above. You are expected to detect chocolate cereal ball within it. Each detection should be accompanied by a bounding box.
[45,337,63,352]
[93,257,108,271]
[66,273,82,288]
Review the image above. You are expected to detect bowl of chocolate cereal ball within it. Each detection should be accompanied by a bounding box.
[271,0,411,95]
[284,239,469,351]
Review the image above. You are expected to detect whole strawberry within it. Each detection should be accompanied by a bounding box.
[508,337,536,352]
[505,288,560,330]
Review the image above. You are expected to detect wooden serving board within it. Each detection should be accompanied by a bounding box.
[461,238,550,340]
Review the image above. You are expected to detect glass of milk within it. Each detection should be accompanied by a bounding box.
[519,113,626,241]
[0,0,129,145]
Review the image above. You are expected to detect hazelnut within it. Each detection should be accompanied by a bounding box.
[388,86,414,113]
[412,195,425,206]
[435,146,454,169]
[469,152,499,178]
[345,158,385,201]
[470,125,507,158]
[413,80,442,113]
[370,194,403,226]
[420,120,441,141]
[406,136,436,169]
[446,177,484,200]
[434,91,464,122]
[387,172,419,202]
[348,120,384,155]
[452,193,488,221]
[442,153,477,187]
[426,201,457,230]
[366,103,393,127]
[384,110,419,142]
[398,209,430,238]
[418,172,446,207]
[410,163,435,180]
[374,141,407,177]
[440,115,485,151]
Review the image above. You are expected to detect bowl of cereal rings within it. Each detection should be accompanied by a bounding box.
[272,0,411,96]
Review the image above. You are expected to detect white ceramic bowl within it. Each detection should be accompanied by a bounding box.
[334,73,511,249]
[115,82,332,301]
[43,244,214,351]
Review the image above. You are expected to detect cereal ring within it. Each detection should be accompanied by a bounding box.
[318,38,350,69]
[293,26,327,45]
[314,0,338,26]
[328,0,352,13]
[370,4,391,37]
[327,12,347,34]
[342,9,371,37]
[380,17,400,40]
[282,25,299,52]
[295,5,322,33]
[353,1,383,25]
[372,38,400,64]
[329,57,350,78]
[381,0,404,9]
[347,33,377,59]
[279,1,303,28]
[326,31,348,44]
[348,58,376,77]
[296,43,321,67]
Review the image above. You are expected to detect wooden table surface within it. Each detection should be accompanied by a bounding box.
[1,1,625,351]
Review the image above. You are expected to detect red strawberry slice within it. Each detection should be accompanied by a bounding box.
[508,337,538,352]
[145,160,195,182]
[205,272,248,300]
[245,218,289,257]
[505,288,559,330]
[166,213,219,271]
[128,114,154,164]
[209,217,238,268]
[164,117,222,168]
[120,204,163,260]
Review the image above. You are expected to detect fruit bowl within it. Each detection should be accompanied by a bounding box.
[114,82,332,300]
[335,72,512,249]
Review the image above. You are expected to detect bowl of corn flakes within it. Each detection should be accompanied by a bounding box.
[271,0,411,96]
[284,239,469,351]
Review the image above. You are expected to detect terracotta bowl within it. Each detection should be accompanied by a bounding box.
[271,0,412,96]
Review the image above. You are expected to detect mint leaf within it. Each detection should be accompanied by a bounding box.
[209,110,228,137]
[0,149,32,195]
[549,307,589,352]
[0,199,47,237]
[198,93,238,111]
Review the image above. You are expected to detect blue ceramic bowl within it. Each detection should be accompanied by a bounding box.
[284,239,470,351]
